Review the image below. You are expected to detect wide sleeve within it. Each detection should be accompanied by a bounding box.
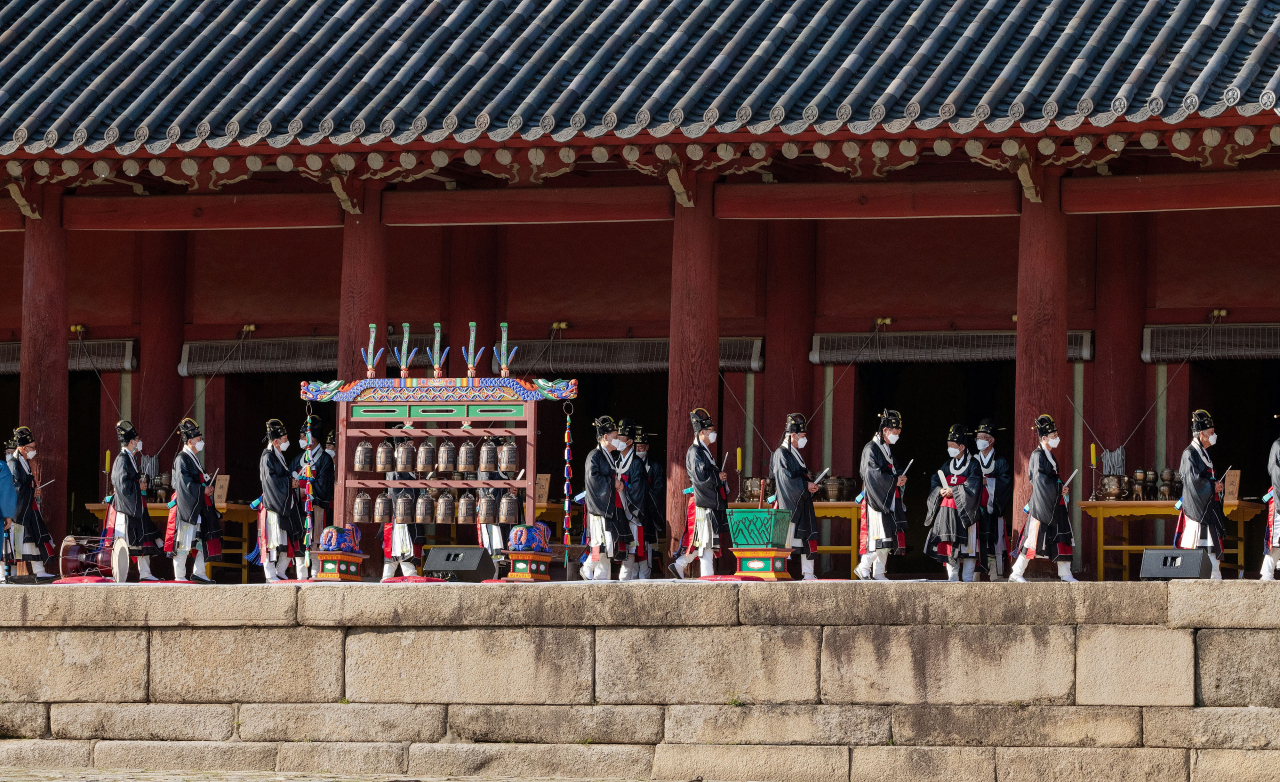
[1179,447,1214,521]
[173,453,203,524]
[1269,440,1280,497]
[994,457,1015,518]
[584,450,614,516]
[860,443,897,513]
[1027,450,1059,523]
[621,458,646,518]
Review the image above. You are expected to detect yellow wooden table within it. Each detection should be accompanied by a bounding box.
[85,502,258,583]
[729,501,862,578]
[1079,500,1262,581]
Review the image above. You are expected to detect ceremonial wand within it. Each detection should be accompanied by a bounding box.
[360,324,384,380]
[393,323,418,383]
[424,323,448,378]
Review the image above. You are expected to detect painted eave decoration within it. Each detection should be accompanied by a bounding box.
[300,377,579,403]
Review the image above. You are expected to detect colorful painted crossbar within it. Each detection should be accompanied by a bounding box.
[301,377,577,403]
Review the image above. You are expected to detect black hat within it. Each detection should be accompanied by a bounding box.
[1192,409,1214,433]
[325,430,336,446]
[177,418,202,442]
[300,414,322,436]
[116,420,139,446]
[879,409,902,430]
[266,418,288,441]
[12,426,33,447]
[3,438,14,452]
[634,425,649,445]
[618,418,637,439]
[1035,414,1057,438]
[947,423,969,444]
[594,415,618,439]
[690,408,715,433]
[976,419,996,436]
[785,413,808,434]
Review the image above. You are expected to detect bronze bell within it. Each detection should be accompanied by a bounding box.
[415,491,435,525]
[498,440,519,472]
[352,491,372,524]
[479,438,499,472]
[416,440,436,474]
[477,493,498,523]
[457,491,477,523]
[436,439,457,472]
[373,491,393,524]
[394,491,413,524]
[499,492,519,525]
[434,491,455,524]
[395,439,415,473]
[457,440,478,472]
[375,439,395,473]
[354,440,375,472]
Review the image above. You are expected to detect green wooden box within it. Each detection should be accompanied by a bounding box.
[726,508,792,548]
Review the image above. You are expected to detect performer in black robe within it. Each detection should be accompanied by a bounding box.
[924,424,983,581]
[381,423,427,581]
[1010,414,1077,582]
[615,419,649,580]
[856,409,908,580]
[671,408,728,579]
[1173,409,1226,580]
[167,418,221,583]
[6,426,54,580]
[1265,432,1280,581]
[770,413,820,581]
[582,416,631,581]
[258,418,304,582]
[635,425,664,577]
[291,415,334,577]
[974,419,1014,578]
[109,420,163,582]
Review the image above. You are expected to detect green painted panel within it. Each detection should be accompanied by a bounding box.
[409,405,467,419]
[467,404,524,419]
[351,405,408,419]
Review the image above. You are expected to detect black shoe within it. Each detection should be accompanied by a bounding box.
[35,573,57,582]
[667,562,685,580]
[191,574,215,584]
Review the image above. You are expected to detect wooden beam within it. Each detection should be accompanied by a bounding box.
[1062,169,1280,214]
[715,180,1022,219]
[63,193,344,230]
[0,197,22,231]
[382,186,673,225]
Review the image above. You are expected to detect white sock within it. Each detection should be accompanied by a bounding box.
[801,557,816,579]
[294,557,307,580]
[264,562,279,582]
[580,561,594,580]
[698,549,715,578]
[400,560,416,577]
[275,555,290,580]
[381,561,398,581]
[618,555,637,581]
[1011,554,1029,580]
[1057,560,1078,582]
[193,549,206,579]
[173,552,189,580]
[638,550,653,579]
[594,556,612,581]
[1209,553,1222,580]
[1263,554,1277,581]
[945,561,959,581]
[855,553,875,577]
[136,557,155,580]
[31,559,49,577]
[873,549,889,579]
[962,558,976,582]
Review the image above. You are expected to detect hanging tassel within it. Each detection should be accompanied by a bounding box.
[563,409,573,554]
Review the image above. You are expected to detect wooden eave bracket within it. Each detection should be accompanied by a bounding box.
[465,147,575,186]
[3,161,39,218]
[1165,126,1276,169]
[968,140,1044,203]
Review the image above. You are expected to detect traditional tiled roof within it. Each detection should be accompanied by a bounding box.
[1,0,1277,157]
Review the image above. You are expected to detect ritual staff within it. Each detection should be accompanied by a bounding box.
[0,437,22,583]
[109,420,163,582]
[1173,409,1226,580]
[258,419,305,582]
[167,418,220,583]
[382,424,425,581]
[671,408,728,579]
[1010,415,1077,583]
[292,415,334,577]
[924,424,983,582]
[635,426,664,577]
[615,419,648,580]
[582,416,629,581]
[974,419,1013,578]
[856,410,908,581]
[770,413,820,581]
[7,428,53,580]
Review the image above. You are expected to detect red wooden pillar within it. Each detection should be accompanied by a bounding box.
[135,232,187,456]
[763,221,816,445]
[1093,214,1148,463]
[446,225,498,377]
[20,185,69,541]
[666,172,720,550]
[202,376,226,473]
[1013,171,1070,542]
[337,181,387,382]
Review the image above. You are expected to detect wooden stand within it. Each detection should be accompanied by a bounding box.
[503,550,553,581]
[313,551,368,581]
[730,547,792,580]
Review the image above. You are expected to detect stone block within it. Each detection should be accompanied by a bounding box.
[0,703,47,738]
[821,625,1074,704]
[346,628,592,704]
[1170,580,1280,628]
[449,705,664,744]
[407,742,655,778]
[93,740,278,771]
[0,584,297,627]
[1076,625,1194,706]
[1145,707,1280,749]
[653,743,847,782]
[1198,630,1280,706]
[739,582,1165,626]
[1192,749,1280,782]
[238,703,445,742]
[0,739,91,768]
[597,626,820,704]
[276,741,406,774]
[299,581,739,627]
[0,629,146,702]
[891,705,1141,747]
[995,747,1188,782]
[849,746,993,782]
[664,704,889,745]
[150,627,342,703]
[51,703,233,740]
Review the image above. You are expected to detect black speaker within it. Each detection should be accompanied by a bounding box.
[423,546,497,582]
[1140,548,1211,580]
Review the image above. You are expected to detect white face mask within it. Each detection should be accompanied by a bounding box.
[976,437,992,452]
[1047,436,1061,448]
[637,449,648,460]
[298,439,309,450]
[277,440,288,452]
[325,447,335,457]
[609,438,625,451]
[796,436,808,448]
[1208,433,1218,446]
[947,446,961,458]
[192,440,205,452]
[884,433,899,445]
[25,449,36,459]
[131,440,143,454]
[706,431,717,444]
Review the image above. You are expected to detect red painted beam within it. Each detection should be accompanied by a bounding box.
[715,180,1023,219]
[382,186,673,225]
[63,193,344,230]
[1062,169,1280,214]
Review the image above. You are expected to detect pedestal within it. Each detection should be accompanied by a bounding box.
[504,550,553,581]
[731,547,793,580]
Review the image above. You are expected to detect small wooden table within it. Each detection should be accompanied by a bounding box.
[85,503,258,583]
[1079,500,1263,581]
[729,501,862,578]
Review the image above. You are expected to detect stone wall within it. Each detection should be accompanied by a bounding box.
[0,581,1276,781]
